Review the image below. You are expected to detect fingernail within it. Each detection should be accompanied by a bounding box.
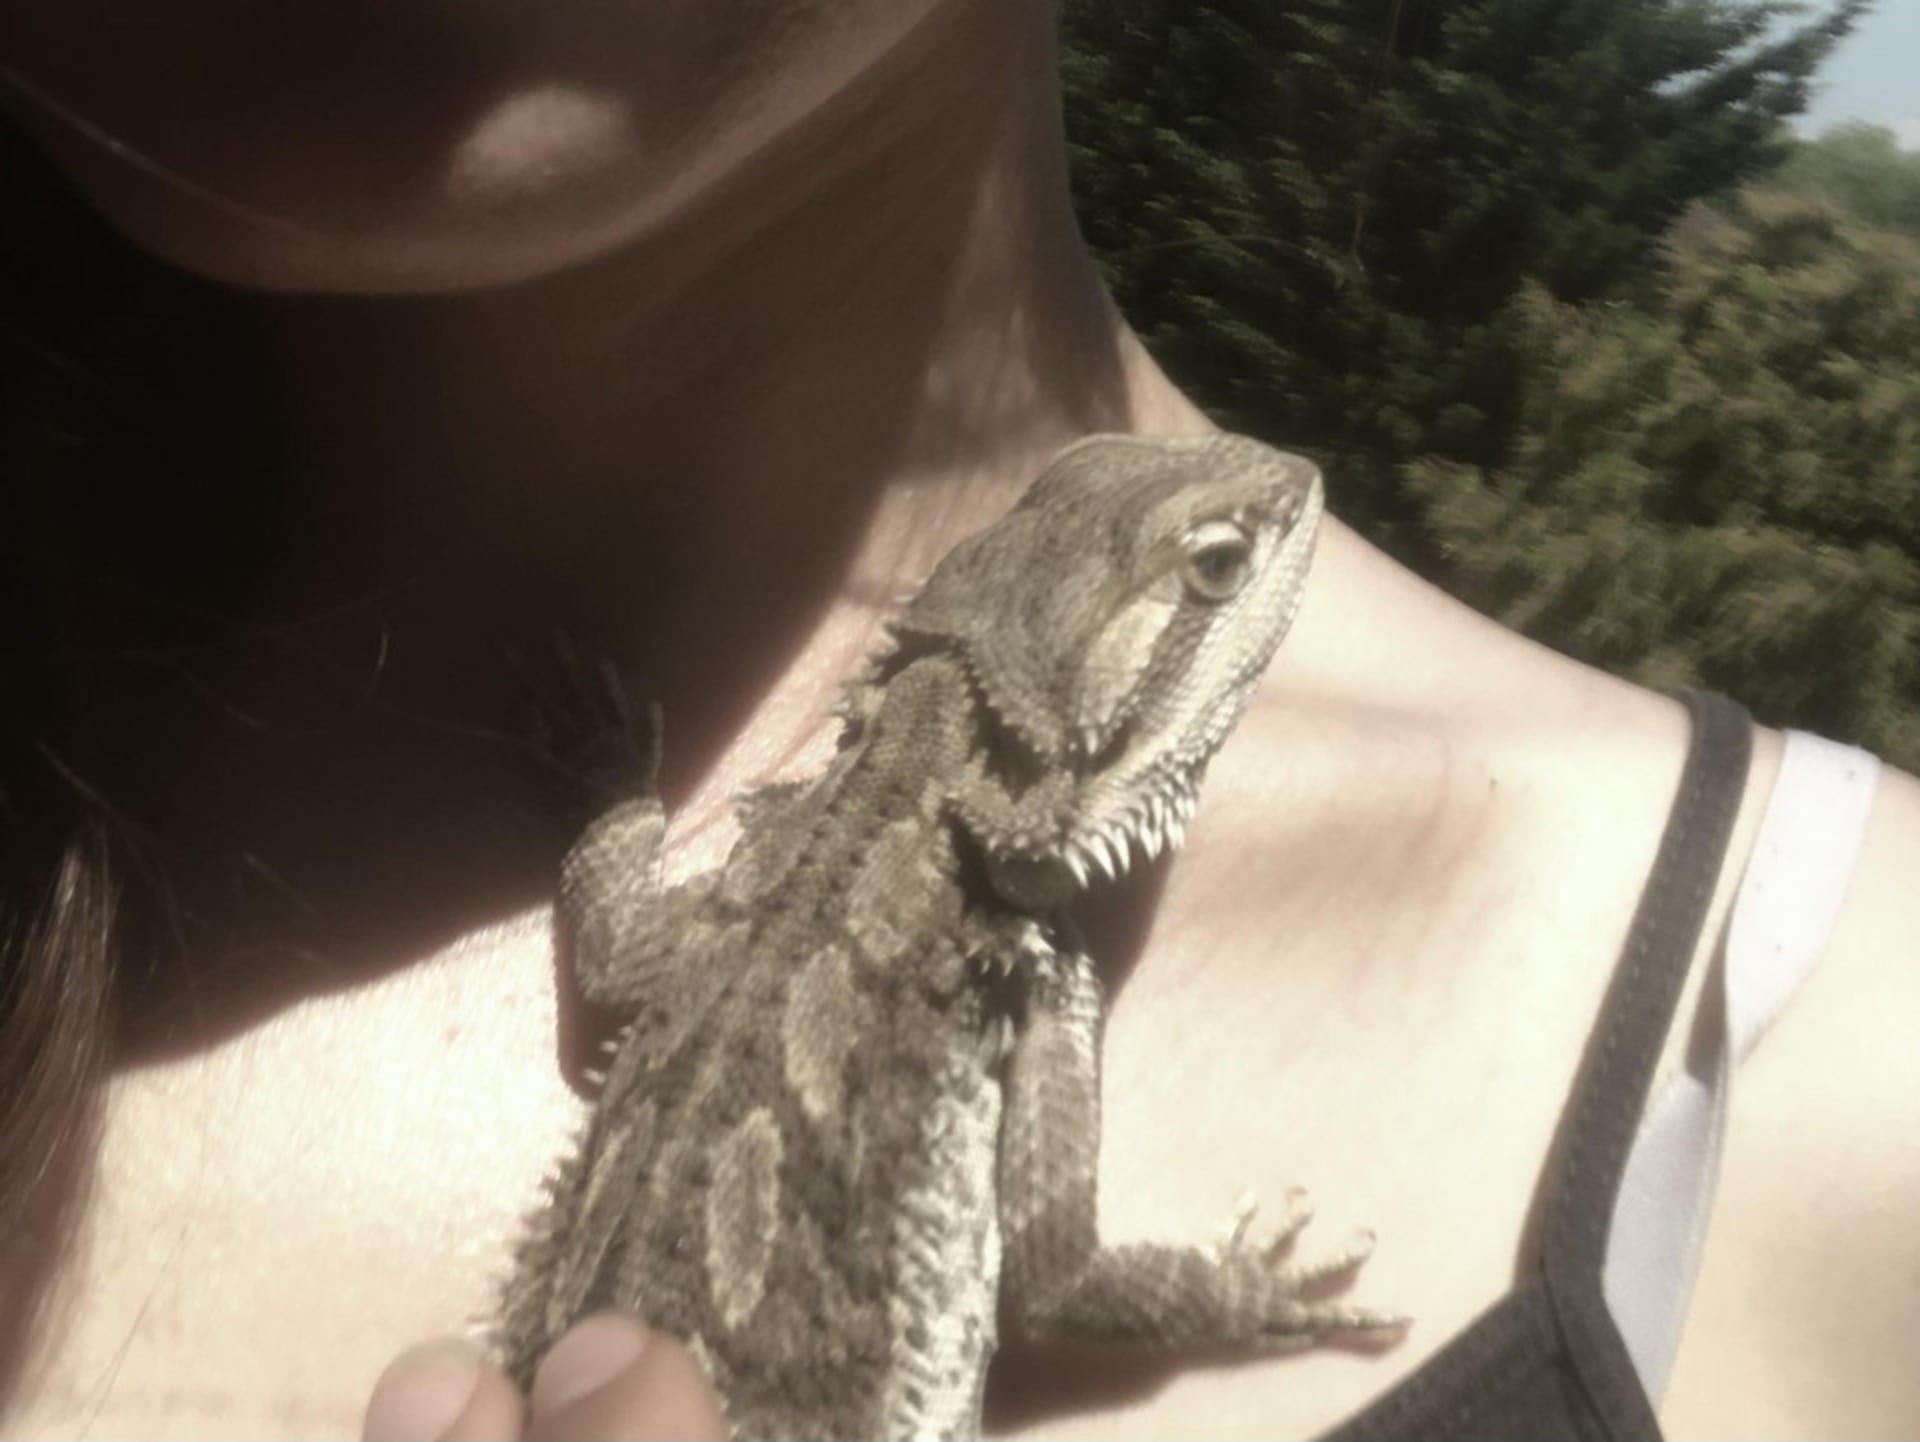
[363,1338,483,1442]
[529,1315,651,1415]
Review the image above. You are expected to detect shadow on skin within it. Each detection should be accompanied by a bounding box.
[986,1325,1405,1433]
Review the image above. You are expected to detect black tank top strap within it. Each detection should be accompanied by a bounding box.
[1321,689,1753,1441]
[1535,687,1752,1432]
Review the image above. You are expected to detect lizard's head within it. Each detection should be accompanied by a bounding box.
[885,433,1323,908]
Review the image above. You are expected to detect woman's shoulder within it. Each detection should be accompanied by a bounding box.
[1662,756,1920,1437]
[1281,529,1920,1434]
[1402,578,1920,1437]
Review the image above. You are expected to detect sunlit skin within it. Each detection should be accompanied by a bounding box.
[3,1,1917,1437]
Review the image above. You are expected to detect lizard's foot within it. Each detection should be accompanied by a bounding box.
[1214,1185,1316,1260]
[1211,1190,1407,1346]
[1018,1217,1408,1351]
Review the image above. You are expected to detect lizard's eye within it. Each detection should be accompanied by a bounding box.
[1181,522,1253,602]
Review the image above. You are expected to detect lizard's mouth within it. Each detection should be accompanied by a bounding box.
[1053,767,1200,888]
[975,764,1199,911]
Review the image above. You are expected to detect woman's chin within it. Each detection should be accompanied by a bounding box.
[26,106,683,295]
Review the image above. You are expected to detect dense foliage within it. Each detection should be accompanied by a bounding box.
[1774,121,1920,235]
[1410,198,1920,765]
[1058,0,1866,539]
[1057,0,1920,762]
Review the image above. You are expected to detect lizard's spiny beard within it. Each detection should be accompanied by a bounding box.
[1051,474,1322,888]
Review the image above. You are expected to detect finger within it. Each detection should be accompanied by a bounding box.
[363,1338,526,1442]
[527,1314,729,1442]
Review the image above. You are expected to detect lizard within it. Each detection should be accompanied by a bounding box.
[493,432,1405,1439]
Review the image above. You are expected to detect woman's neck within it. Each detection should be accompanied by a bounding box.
[110,0,1214,1012]
[252,0,1204,828]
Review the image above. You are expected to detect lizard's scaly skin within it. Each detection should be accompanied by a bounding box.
[494,433,1403,1440]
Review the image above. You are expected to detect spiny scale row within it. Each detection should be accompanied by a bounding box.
[1056,784,1199,888]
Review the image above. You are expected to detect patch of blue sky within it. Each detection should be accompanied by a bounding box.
[1796,0,1920,146]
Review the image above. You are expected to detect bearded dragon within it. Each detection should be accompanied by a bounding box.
[494,433,1403,1439]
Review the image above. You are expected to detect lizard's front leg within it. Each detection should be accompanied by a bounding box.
[516,635,718,1014]
[997,940,1404,1349]
[561,790,728,1012]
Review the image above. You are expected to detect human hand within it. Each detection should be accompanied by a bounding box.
[362,1314,729,1441]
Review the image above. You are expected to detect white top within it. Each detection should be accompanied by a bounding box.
[1604,730,1881,1400]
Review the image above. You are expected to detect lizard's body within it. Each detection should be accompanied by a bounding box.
[496,434,1402,1439]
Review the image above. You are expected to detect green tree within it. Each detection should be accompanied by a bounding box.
[1408,193,1920,764]
[1774,122,1920,235]
[1058,0,1868,549]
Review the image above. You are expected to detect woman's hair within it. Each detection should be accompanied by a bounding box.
[0,826,112,1389]
[0,109,287,1378]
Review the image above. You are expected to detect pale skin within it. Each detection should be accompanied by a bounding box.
[2,0,1917,1436]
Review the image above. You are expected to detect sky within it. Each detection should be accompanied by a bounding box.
[1795,0,1920,145]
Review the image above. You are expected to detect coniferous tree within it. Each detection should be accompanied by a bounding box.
[1058,0,1869,549]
